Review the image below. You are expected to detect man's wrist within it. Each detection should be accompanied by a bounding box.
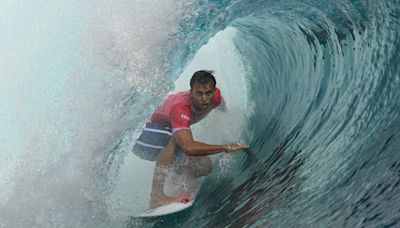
[225,144,231,153]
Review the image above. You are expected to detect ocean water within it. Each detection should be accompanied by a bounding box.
[1,0,400,227]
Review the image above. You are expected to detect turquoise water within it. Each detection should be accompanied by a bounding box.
[1,0,400,227]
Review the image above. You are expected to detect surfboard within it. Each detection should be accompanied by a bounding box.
[136,200,194,217]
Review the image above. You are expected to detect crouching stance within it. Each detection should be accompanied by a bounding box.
[132,70,248,208]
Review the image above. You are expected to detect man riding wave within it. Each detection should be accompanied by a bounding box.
[132,70,248,208]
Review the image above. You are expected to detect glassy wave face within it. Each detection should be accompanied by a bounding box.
[1,0,400,227]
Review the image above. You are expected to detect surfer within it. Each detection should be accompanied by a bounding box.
[132,70,248,208]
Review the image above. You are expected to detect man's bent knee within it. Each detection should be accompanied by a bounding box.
[186,156,213,177]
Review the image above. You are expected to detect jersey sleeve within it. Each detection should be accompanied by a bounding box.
[170,105,192,133]
[213,88,222,106]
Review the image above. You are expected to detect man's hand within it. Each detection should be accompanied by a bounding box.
[226,143,249,152]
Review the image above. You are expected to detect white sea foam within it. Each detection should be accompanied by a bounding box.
[0,1,189,227]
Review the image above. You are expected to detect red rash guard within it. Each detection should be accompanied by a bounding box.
[149,88,222,133]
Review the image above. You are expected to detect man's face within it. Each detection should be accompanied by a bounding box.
[190,82,216,111]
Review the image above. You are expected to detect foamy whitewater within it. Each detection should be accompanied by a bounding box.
[1,0,400,227]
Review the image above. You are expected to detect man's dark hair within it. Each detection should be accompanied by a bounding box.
[190,70,216,88]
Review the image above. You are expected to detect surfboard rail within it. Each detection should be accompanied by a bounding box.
[136,201,194,217]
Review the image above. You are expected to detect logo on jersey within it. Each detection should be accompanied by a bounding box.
[180,114,190,121]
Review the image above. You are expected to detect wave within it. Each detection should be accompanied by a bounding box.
[1,0,400,227]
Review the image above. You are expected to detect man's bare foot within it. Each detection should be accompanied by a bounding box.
[150,194,192,209]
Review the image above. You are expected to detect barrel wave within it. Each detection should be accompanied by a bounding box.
[1,0,400,227]
[162,1,400,227]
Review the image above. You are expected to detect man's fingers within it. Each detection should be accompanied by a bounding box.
[226,143,250,153]
[234,143,249,150]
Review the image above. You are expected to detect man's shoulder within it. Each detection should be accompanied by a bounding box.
[171,100,192,115]
[170,91,191,107]
[170,94,193,121]
[213,88,222,106]
[169,91,193,126]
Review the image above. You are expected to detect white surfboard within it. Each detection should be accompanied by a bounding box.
[137,201,194,217]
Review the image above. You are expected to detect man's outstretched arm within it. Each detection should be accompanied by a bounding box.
[174,129,248,156]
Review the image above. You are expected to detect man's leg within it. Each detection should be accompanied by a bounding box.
[177,155,213,178]
[150,138,191,208]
